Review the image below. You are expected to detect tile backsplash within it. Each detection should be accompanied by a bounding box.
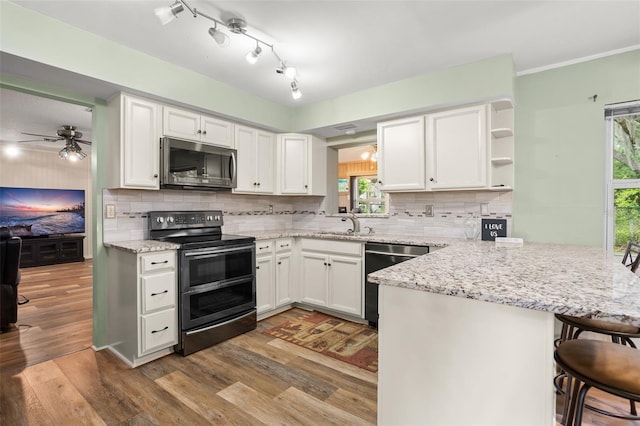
[102,188,512,242]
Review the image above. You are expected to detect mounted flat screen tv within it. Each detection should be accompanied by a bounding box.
[0,186,85,237]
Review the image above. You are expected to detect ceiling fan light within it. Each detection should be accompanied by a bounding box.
[208,26,230,47]
[154,1,184,25]
[361,151,370,160]
[246,45,262,64]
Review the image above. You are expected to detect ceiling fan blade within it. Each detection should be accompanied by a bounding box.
[16,139,46,143]
[74,139,92,145]
[21,131,58,138]
[44,137,64,142]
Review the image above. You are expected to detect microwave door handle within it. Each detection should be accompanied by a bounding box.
[230,151,236,181]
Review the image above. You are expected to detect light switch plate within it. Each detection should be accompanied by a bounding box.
[105,204,116,219]
[480,203,489,216]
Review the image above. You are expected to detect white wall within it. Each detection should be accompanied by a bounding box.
[0,146,93,258]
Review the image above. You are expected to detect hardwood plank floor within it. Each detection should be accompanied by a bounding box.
[0,262,636,425]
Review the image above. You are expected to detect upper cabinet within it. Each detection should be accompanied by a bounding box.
[107,93,161,190]
[276,133,327,195]
[488,99,514,190]
[234,125,275,194]
[377,100,514,193]
[377,116,427,191]
[426,105,487,189]
[163,106,234,148]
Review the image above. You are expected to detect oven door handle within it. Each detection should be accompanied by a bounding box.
[183,276,254,294]
[183,246,254,258]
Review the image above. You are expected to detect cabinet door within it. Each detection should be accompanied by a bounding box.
[279,134,309,194]
[201,115,234,148]
[327,255,363,316]
[163,106,201,141]
[275,252,293,306]
[255,130,275,193]
[123,96,160,189]
[377,116,426,191]
[256,254,275,314]
[234,125,258,192]
[426,105,487,189]
[300,252,328,306]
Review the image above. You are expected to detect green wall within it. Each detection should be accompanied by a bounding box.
[513,50,640,246]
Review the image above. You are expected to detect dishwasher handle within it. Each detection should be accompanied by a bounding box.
[364,250,421,258]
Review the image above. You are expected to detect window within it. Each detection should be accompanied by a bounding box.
[351,175,385,213]
[606,101,640,254]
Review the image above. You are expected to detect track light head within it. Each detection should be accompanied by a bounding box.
[276,65,297,80]
[208,26,230,47]
[291,81,302,100]
[246,45,262,64]
[154,1,184,25]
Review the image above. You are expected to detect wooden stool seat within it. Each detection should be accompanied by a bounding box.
[558,315,640,335]
[555,339,640,424]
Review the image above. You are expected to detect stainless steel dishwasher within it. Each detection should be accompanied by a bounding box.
[365,242,429,327]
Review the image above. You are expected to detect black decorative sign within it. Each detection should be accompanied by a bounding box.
[482,218,507,241]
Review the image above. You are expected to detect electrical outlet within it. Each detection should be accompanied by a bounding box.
[268,205,273,214]
[105,204,116,219]
[425,205,434,217]
[481,203,489,216]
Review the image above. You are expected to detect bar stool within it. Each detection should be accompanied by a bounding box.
[554,339,640,425]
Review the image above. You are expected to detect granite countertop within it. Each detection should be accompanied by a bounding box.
[104,240,180,253]
[368,240,640,327]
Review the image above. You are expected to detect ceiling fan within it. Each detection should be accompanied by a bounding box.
[19,125,91,161]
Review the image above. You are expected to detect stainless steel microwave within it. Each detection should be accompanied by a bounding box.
[160,137,237,190]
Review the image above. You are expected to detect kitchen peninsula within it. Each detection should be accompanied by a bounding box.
[368,241,640,425]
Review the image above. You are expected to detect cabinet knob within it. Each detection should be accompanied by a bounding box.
[278,261,282,265]
[202,130,207,135]
[257,182,260,186]
[304,184,308,189]
[430,177,435,182]
[323,262,327,266]
[256,266,260,270]
[153,174,159,178]
[197,129,202,134]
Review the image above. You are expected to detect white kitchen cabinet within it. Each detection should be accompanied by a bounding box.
[255,240,275,314]
[107,249,178,367]
[256,239,294,317]
[107,93,161,189]
[426,105,487,189]
[163,106,234,148]
[234,125,275,194]
[275,239,294,306]
[276,133,327,195]
[377,116,426,191]
[299,239,363,317]
[488,99,515,190]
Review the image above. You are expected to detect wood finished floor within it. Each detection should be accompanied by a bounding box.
[0,261,636,425]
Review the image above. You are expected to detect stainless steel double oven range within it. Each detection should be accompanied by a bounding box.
[149,210,256,356]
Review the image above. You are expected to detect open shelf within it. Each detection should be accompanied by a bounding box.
[491,99,513,111]
[491,128,513,138]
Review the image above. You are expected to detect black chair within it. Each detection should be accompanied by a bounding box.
[555,339,640,425]
[1,226,22,331]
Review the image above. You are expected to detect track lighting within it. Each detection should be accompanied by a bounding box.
[291,81,302,100]
[154,1,184,26]
[208,25,230,47]
[154,0,301,100]
[246,44,262,64]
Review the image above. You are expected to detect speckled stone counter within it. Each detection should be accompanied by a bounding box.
[104,240,180,254]
[369,240,640,327]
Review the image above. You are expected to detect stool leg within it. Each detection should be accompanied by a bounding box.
[630,400,637,416]
[574,382,592,426]
[566,377,582,426]
[561,374,573,424]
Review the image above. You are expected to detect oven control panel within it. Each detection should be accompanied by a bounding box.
[148,210,223,230]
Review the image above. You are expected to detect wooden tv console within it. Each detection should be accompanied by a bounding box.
[20,235,85,268]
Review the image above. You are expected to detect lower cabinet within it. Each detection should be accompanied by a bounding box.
[300,239,363,317]
[107,249,178,367]
[256,239,294,316]
[20,236,84,267]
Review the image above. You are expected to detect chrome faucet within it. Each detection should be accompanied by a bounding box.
[341,213,360,234]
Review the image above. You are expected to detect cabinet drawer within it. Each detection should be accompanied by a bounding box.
[301,238,362,256]
[140,308,177,355]
[256,240,274,255]
[276,238,293,252]
[141,271,176,314]
[141,252,175,273]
